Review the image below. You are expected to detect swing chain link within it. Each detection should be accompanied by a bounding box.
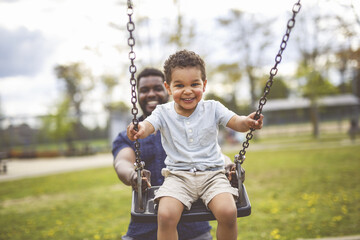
[235,0,302,165]
[127,0,144,171]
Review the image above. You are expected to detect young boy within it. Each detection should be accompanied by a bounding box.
[127,50,263,240]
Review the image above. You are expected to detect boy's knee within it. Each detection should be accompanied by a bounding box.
[217,205,237,224]
[157,208,179,227]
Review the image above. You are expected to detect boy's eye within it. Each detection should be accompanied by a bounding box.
[175,84,184,88]
[191,83,200,87]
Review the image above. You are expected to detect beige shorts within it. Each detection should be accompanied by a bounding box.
[154,168,238,210]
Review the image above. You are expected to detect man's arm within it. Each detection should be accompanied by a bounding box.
[113,147,137,187]
[114,146,151,190]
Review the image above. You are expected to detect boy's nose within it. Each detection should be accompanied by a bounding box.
[184,87,192,94]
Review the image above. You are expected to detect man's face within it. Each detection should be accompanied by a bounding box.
[138,75,169,117]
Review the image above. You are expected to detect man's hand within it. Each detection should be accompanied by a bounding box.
[130,169,152,191]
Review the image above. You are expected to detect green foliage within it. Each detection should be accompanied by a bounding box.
[46,62,94,145]
[106,101,130,113]
[217,9,275,107]
[38,98,75,142]
[262,77,290,100]
[296,61,338,100]
[206,63,242,112]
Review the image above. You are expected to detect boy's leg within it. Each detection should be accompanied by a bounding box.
[157,196,184,240]
[208,192,237,240]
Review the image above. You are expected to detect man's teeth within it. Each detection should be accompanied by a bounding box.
[148,101,158,105]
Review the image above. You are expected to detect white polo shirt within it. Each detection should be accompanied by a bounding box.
[145,100,236,171]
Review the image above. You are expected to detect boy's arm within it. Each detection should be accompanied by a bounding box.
[226,112,263,132]
[127,120,155,141]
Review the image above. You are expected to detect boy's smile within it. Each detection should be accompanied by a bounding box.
[165,66,207,117]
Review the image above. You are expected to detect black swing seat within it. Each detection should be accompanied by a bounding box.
[131,184,251,223]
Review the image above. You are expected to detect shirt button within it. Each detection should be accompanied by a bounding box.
[189,138,193,142]
[188,129,193,133]
[186,121,190,125]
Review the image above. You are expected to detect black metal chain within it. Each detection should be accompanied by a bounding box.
[127,0,144,172]
[127,0,145,210]
[235,0,302,165]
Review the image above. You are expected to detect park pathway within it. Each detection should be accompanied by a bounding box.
[1,138,359,182]
[0,153,113,182]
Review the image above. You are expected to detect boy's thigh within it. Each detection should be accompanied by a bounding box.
[199,170,238,207]
[155,170,197,210]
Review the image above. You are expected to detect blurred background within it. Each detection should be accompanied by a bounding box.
[0,1,360,239]
[0,0,359,159]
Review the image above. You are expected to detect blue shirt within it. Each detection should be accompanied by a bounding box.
[112,121,211,239]
[146,100,235,171]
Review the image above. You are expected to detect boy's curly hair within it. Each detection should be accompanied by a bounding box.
[163,49,206,84]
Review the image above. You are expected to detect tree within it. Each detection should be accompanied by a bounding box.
[54,63,93,120]
[217,9,274,109]
[207,63,242,113]
[38,98,76,152]
[39,62,93,152]
[166,0,196,49]
[261,76,290,100]
[296,60,338,137]
[101,74,118,105]
[294,2,359,137]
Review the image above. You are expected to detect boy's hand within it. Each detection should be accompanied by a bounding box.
[247,112,264,130]
[127,122,145,141]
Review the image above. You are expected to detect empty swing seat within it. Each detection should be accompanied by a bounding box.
[131,184,251,223]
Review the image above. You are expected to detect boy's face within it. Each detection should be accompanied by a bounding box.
[165,66,207,117]
[138,75,169,117]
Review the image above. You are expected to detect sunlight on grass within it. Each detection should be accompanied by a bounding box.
[0,139,359,240]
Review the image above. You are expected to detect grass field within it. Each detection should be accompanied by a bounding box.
[0,135,359,240]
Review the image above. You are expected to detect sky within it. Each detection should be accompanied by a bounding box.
[0,0,358,127]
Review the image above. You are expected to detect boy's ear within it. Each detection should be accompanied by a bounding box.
[203,79,207,92]
[164,82,172,95]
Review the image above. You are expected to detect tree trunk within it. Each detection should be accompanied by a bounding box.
[310,101,320,139]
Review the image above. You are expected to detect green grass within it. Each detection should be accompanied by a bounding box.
[0,140,359,239]
[218,145,360,239]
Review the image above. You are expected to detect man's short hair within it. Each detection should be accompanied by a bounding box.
[137,68,165,87]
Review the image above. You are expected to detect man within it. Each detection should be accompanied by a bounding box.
[112,68,213,240]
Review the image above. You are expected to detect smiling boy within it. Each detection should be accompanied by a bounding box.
[127,50,263,240]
